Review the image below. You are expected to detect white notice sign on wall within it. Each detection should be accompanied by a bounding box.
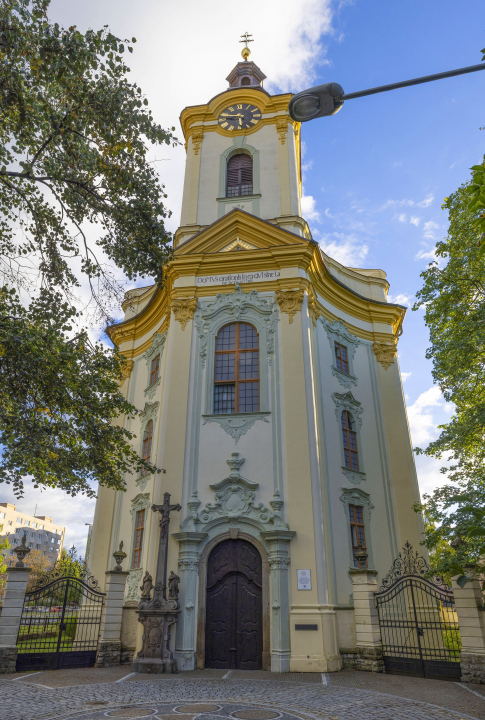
[195,270,280,287]
[297,569,312,590]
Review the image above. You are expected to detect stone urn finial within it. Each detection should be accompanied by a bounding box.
[14,533,31,567]
[226,452,245,478]
[113,541,127,572]
[354,542,368,570]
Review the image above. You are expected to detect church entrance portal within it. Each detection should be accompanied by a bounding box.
[205,539,262,670]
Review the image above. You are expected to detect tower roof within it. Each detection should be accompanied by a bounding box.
[226,60,267,91]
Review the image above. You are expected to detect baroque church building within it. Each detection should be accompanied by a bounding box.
[88,50,424,674]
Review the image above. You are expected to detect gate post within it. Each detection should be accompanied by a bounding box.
[95,544,129,667]
[0,537,31,673]
[452,574,485,684]
[349,567,384,672]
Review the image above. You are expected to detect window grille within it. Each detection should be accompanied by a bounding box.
[214,323,259,414]
[150,354,160,385]
[334,342,349,374]
[349,504,367,568]
[141,420,153,476]
[226,153,253,197]
[341,411,359,471]
[133,509,145,569]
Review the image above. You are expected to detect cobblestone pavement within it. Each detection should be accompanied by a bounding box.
[1,669,484,720]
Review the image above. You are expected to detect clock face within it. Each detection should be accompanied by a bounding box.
[218,103,262,131]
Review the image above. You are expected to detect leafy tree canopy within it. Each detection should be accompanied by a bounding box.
[0,0,176,496]
[466,48,485,245]
[0,525,9,589]
[414,173,485,582]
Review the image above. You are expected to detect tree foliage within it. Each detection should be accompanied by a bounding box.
[466,48,485,245]
[0,0,176,496]
[0,524,9,589]
[414,174,485,581]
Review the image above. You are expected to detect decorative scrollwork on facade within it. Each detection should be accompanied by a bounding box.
[373,341,398,370]
[307,291,319,328]
[120,359,134,381]
[191,130,203,155]
[139,401,159,430]
[202,412,270,444]
[172,298,198,330]
[321,318,360,388]
[276,289,304,324]
[275,118,288,145]
[332,390,363,427]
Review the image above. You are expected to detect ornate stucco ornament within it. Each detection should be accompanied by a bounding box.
[195,282,279,367]
[373,341,398,370]
[332,390,363,426]
[275,117,288,145]
[191,130,203,155]
[120,358,134,381]
[276,289,304,323]
[172,298,198,330]
[307,291,320,328]
[202,412,269,444]
[321,317,360,388]
[144,331,167,398]
[139,401,159,429]
[125,568,144,603]
[181,454,288,532]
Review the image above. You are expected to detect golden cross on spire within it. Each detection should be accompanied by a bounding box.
[239,32,253,61]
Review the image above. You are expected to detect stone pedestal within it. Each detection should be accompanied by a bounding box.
[95,570,129,668]
[0,567,30,674]
[349,568,384,673]
[452,575,485,684]
[132,582,180,674]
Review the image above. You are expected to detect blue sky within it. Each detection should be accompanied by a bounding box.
[4,0,483,555]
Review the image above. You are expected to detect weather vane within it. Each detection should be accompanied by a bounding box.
[239,32,253,61]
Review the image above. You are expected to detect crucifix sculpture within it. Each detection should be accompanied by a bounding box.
[152,492,181,599]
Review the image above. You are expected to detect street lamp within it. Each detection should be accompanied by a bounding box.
[288,62,485,122]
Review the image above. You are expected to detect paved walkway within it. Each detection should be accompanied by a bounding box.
[2,668,485,720]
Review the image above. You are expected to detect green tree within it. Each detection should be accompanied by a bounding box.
[0,0,176,497]
[466,48,485,244]
[414,173,485,582]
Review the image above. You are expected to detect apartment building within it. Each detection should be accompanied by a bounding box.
[0,503,65,566]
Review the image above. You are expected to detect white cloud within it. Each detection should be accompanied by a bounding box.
[301,194,321,221]
[406,386,449,447]
[423,220,439,240]
[396,213,407,223]
[401,372,412,382]
[320,233,369,266]
[415,247,437,262]
[417,193,434,208]
[388,293,411,307]
[410,216,420,226]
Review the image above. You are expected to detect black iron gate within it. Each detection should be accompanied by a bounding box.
[375,543,461,680]
[16,575,105,672]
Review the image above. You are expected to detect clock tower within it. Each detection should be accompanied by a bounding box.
[176,45,307,247]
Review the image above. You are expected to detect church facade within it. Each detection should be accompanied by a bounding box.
[88,53,424,673]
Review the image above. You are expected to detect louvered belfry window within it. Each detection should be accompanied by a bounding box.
[226,153,253,197]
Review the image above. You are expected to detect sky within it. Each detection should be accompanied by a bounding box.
[4,0,484,557]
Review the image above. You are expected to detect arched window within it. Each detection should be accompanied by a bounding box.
[241,76,251,86]
[214,323,259,414]
[226,153,253,198]
[341,411,359,471]
[334,342,349,375]
[349,504,367,568]
[141,420,153,476]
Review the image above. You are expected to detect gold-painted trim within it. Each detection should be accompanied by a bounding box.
[276,289,304,323]
[171,297,198,330]
[373,341,398,369]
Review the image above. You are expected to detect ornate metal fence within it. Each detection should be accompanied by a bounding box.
[16,570,105,672]
[375,543,461,680]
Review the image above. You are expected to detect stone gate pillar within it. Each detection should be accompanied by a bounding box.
[172,531,207,672]
[452,573,485,684]
[261,529,295,673]
[0,566,30,673]
[349,567,384,672]
[95,543,129,667]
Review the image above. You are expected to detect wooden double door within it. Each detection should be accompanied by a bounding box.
[205,539,262,670]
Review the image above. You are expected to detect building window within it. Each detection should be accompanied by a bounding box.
[30,532,34,538]
[12,538,17,545]
[17,518,22,523]
[28,542,33,548]
[24,520,30,526]
[226,153,253,197]
[32,522,37,528]
[341,411,359,471]
[133,510,145,569]
[214,323,259,414]
[349,504,367,568]
[36,544,40,550]
[7,521,12,526]
[141,420,153,476]
[334,342,349,375]
[0,512,5,519]
[39,525,43,530]
[150,355,160,385]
